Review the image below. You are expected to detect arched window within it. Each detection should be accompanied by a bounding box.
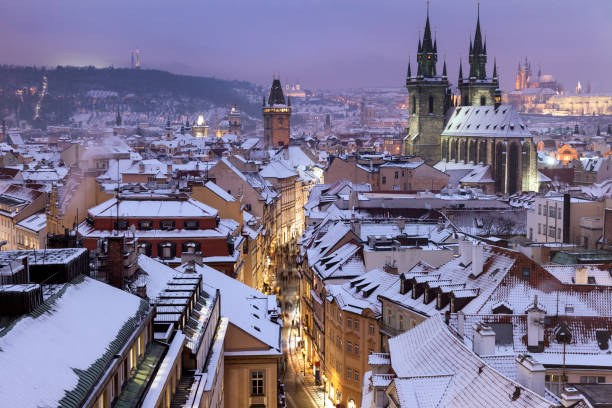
[480,96,486,106]
[428,95,434,114]
[412,95,416,114]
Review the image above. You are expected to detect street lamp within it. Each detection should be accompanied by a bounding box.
[322,375,327,408]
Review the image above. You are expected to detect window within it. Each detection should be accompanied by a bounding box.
[138,220,153,230]
[399,315,404,330]
[538,223,541,234]
[412,96,416,114]
[394,171,399,179]
[353,319,359,330]
[549,226,555,238]
[160,220,175,230]
[251,371,264,396]
[557,228,561,239]
[368,323,375,335]
[428,95,434,113]
[522,268,530,279]
[538,204,541,215]
[580,376,605,384]
[354,370,360,382]
[565,305,574,313]
[558,209,562,219]
[549,207,555,218]
[382,176,387,185]
[337,311,343,324]
[546,375,567,395]
[480,96,486,106]
[354,344,359,356]
[347,368,352,379]
[184,220,199,230]
[115,219,128,230]
[347,341,352,353]
[347,318,352,329]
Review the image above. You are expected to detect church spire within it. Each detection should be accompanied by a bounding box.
[407,58,411,78]
[442,60,447,79]
[493,57,498,79]
[468,3,487,80]
[416,2,438,78]
[458,58,463,82]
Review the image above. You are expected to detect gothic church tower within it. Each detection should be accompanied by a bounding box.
[458,6,499,106]
[403,6,451,165]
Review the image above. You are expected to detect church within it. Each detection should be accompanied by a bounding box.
[403,6,538,194]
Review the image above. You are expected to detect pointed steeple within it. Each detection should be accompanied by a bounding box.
[268,78,286,105]
[417,62,422,77]
[442,60,447,78]
[458,59,463,82]
[473,3,483,55]
[493,57,498,79]
[415,3,438,79]
[467,3,487,80]
[422,3,434,53]
[407,58,412,78]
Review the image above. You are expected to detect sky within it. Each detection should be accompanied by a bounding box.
[1,0,611,91]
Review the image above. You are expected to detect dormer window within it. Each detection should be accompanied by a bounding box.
[138,220,153,230]
[184,220,199,230]
[115,219,128,230]
[160,220,175,230]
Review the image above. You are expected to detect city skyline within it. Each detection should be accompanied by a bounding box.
[1,0,611,91]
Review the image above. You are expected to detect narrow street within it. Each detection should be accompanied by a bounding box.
[278,271,335,408]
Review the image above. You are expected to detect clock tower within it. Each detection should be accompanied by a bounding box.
[263,78,291,149]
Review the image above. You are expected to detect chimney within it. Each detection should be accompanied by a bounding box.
[472,242,484,276]
[575,266,588,285]
[457,311,465,338]
[472,322,496,356]
[563,194,571,243]
[515,354,546,396]
[459,239,473,265]
[526,296,545,352]
[561,387,585,407]
[107,236,126,289]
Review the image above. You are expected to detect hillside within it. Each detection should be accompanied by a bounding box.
[0,65,262,127]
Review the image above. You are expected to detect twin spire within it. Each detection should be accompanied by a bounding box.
[409,3,498,84]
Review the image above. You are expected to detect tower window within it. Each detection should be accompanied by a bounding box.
[412,96,416,114]
[480,96,486,106]
[428,96,434,114]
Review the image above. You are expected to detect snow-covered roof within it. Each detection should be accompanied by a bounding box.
[16,212,47,232]
[88,197,218,218]
[326,268,398,316]
[0,276,149,407]
[175,262,282,354]
[387,315,554,408]
[259,160,298,179]
[442,105,531,139]
[204,181,236,202]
